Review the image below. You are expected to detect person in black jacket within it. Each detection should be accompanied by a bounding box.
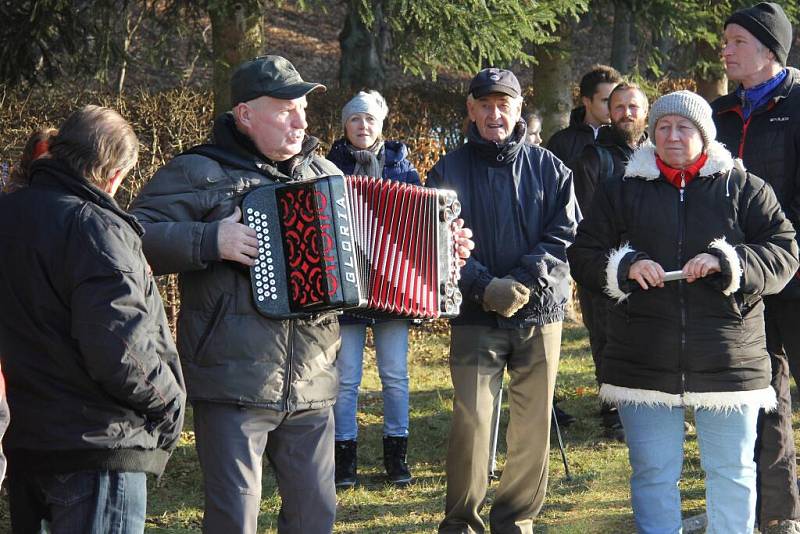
[569,82,649,439]
[569,90,798,533]
[132,56,341,534]
[0,105,186,534]
[712,4,800,530]
[545,65,622,169]
[430,67,579,534]
[130,55,474,534]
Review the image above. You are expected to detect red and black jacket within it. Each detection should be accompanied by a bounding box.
[712,67,800,298]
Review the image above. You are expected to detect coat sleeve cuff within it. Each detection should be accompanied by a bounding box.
[200,221,222,262]
[471,269,495,303]
[605,243,647,302]
[707,237,742,296]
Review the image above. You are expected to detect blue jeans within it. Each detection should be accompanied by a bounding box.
[618,403,759,534]
[8,470,147,534]
[334,321,410,440]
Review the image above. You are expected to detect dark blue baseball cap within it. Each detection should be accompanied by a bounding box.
[469,68,521,98]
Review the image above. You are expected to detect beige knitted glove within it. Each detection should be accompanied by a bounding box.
[482,277,530,317]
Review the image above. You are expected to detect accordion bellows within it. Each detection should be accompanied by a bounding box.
[242,174,463,319]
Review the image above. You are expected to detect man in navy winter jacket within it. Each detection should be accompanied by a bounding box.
[429,67,580,534]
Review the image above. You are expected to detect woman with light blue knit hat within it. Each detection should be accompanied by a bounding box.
[568,89,799,533]
[327,90,420,489]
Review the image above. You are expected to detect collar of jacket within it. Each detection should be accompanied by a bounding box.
[329,137,407,166]
[656,152,708,188]
[715,66,799,115]
[624,140,738,181]
[27,159,144,235]
[209,112,321,181]
[737,68,788,120]
[466,120,527,165]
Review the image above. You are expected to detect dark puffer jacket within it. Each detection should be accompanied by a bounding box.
[131,114,343,412]
[545,106,596,170]
[0,160,186,475]
[712,67,800,299]
[568,141,798,409]
[427,121,580,328]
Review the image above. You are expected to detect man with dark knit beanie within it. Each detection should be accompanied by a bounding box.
[712,3,800,533]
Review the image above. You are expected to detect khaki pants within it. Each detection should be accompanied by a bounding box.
[439,322,562,534]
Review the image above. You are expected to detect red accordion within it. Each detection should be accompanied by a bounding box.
[242,174,463,319]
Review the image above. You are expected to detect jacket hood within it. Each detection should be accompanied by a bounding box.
[466,119,527,165]
[624,140,741,181]
[28,159,143,236]
[204,112,321,181]
[569,106,587,126]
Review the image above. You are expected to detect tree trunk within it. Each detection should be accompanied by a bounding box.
[610,0,633,73]
[208,0,264,116]
[694,41,728,101]
[338,0,386,90]
[533,36,574,143]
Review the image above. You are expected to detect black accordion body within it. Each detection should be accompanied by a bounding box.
[242,174,463,319]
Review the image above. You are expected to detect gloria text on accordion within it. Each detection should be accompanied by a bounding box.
[242,174,463,319]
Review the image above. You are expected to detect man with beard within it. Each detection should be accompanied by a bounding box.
[570,82,649,440]
[571,83,649,210]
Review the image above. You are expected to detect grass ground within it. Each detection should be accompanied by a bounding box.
[0,320,784,532]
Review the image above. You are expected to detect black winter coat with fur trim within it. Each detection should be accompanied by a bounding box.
[567,141,798,406]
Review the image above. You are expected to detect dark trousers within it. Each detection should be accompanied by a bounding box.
[757,297,800,524]
[193,402,336,534]
[8,470,147,534]
[576,285,608,383]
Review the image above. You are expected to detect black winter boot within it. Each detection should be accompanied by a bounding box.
[335,440,357,488]
[383,436,413,486]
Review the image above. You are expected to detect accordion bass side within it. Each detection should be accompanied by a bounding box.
[242,174,463,319]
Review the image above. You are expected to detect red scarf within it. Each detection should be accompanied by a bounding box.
[655,153,708,189]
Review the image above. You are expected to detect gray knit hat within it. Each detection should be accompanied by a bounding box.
[648,90,716,147]
[341,90,389,130]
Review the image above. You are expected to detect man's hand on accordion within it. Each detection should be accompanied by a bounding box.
[482,276,530,317]
[218,206,260,267]
[452,218,474,268]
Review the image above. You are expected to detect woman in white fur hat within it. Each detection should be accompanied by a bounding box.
[567,90,799,533]
[326,90,421,489]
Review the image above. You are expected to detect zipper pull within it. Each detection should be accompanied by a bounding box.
[679,172,686,202]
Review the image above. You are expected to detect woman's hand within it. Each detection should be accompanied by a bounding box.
[628,259,666,290]
[682,253,720,283]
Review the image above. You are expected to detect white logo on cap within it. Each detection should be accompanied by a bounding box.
[490,74,500,81]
